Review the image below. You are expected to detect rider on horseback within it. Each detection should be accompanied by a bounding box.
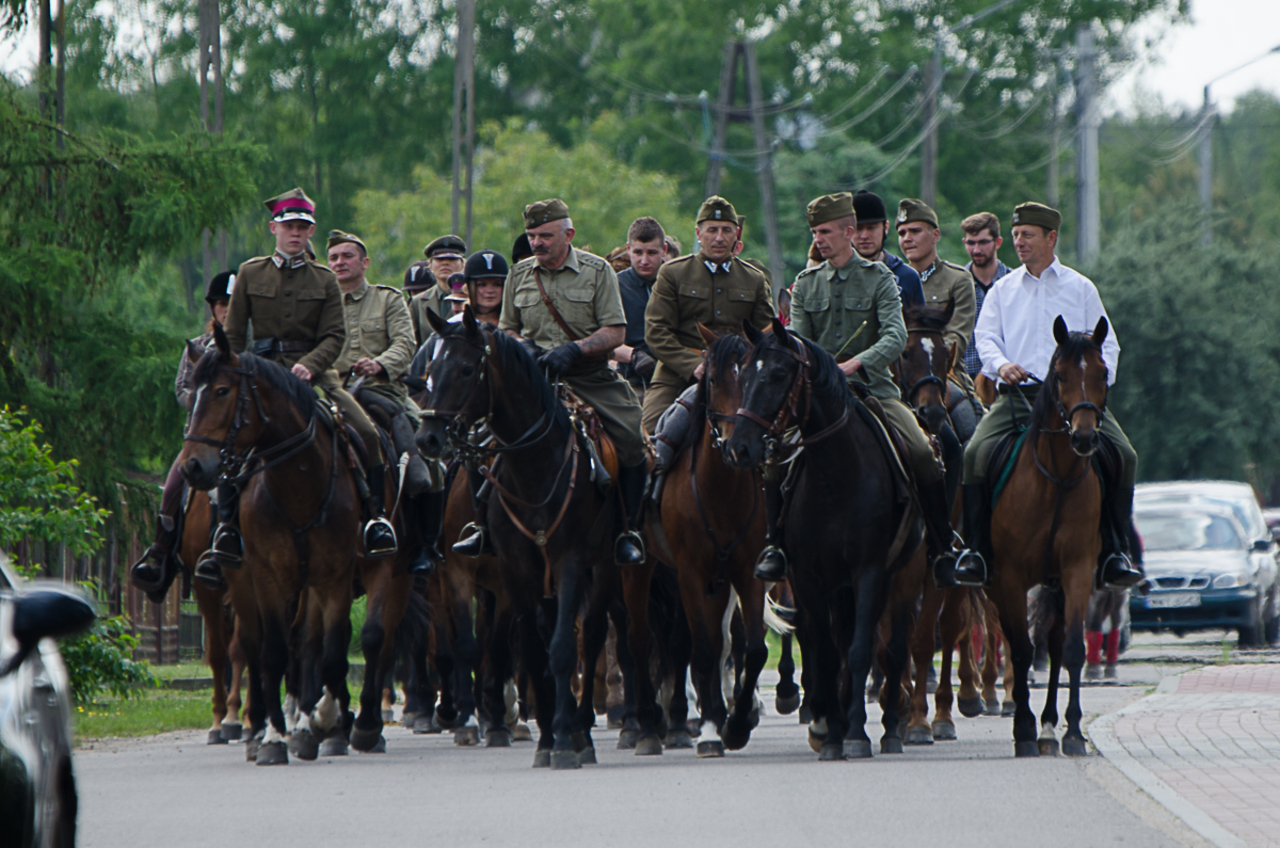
[955,202,1144,590]
[454,199,649,566]
[775,192,966,587]
[201,188,398,586]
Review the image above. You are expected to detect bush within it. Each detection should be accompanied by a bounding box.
[60,616,157,704]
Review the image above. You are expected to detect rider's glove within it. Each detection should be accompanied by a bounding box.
[538,342,583,378]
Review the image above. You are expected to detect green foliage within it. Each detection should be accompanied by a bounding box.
[75,688,212,740]
[349,594,366,656]
[0,407,109,573]
[60,616,158,704]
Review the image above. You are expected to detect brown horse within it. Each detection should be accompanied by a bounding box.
[987,316,1110,757]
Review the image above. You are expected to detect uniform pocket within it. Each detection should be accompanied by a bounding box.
[513,288,541,309]
[296,288,327,301]
[562,287,594,303]
[248,280,277,298]
[360,318,385,333]
[679,282,709,300]
[803,296,830,313]
[728,287,758,304]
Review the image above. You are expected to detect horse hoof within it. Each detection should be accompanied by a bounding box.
[696,740,725,758]
[686,719,702,737]
[289,729,319,761]
[255,741,288,766]
[220,722,243,742]
[532,749,551,769]
[665,728,693,749]
[1039,738,1060,757]
[606,704,626,730]
[207,729,228,745]
[454,724,480,747]
[401,709,418,726]
[808,729,825,754]
[931,720,957,741]
[721,729,749,752]
[1063,736,1089,757]
[244,732,263,762]
[486,728,512,748]
[634,735,663,756]
[881,737,904,755]
[983,698,1002,717]
[798,704,813,724]
[318,735,349,757]
[1002,700,1016,717]
[957,697,983,718]
[413,713,442,735]
[512,723,533,742]
[819,742,844,761]
[436,708,459,730]
[577,745,597,765]
[1015,741,1040,758]
[843,739,872,760]
[1085,664,1102,681]
[1104,665,1118,681]
[775,692,801,715]
[905,725,934,745]
[551,749,581,770]
[350,726,382,753]
[617,728,639,750]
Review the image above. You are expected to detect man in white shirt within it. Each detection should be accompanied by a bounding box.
[954,202,1142,589]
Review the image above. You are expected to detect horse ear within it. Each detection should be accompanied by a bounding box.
[426,307,447,337]
[1092,316,1109,347]
[186,339,203,365]
[742,319,764,346]
[462,303,479,337]
[697,322,719,348]
[770,316,787,339]
[213,321,231,357]
[942,298,956,326]
[1052,315,1069,346]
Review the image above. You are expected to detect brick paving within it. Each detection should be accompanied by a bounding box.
[1105,664,1280,848]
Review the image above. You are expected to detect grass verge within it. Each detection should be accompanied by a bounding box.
[74,688,214,744]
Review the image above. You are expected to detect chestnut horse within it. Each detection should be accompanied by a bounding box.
[987,316,1111,757]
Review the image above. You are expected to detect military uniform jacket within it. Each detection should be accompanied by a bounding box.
[225,254,346,374]
[499,248,627,350]
[789,255,906,400]
[644,254,775,382]
[919,259,977,361]
[409,285,450,346]
[334,281,417,395]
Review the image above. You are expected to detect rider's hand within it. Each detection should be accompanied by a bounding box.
[352,357,384,377]
[693,360,706,381]
[612,344,633,364]
[291,363,313,382]
[998,363,1029,384]
[838,358,863,377]
[538,342,583,378]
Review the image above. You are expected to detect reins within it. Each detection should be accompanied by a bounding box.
[735,333,850,463]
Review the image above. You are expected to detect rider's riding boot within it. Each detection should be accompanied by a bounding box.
[195,481,241,588]
[363,464,398,558]
[1099,485,1144,589]
[754,476,788,582]
[390,411,432,497]
[925,476,983,589]
[408,489,444,576]
[950,483,990,588]
[614,462,648,565]
[454,465,493,557]
[130,514,180,604]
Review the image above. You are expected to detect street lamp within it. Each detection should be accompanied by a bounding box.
[1199,44,1280,243]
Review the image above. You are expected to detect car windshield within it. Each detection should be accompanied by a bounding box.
[1136,512,1244,551]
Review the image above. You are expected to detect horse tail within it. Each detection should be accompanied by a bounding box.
[965,587,987,630]
[393,583,433,658]
[764,591,796,636]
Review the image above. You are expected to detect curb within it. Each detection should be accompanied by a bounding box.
[1088,673,1246,848]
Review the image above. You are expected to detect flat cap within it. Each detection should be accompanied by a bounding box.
[896,198,938,228]
[424,234,467,259]
[263,187,316,224]
[465,250,509,280]
[1011,202,1061,232]
[852,189,887,224]
[806,192,855,227]
[205,270,235,304]
[697,195,738,225]
[523,199,570,229]
[326,229,366,253]
[402,260,436,293]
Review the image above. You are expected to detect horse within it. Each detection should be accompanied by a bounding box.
[415,307,627,769]
[986,316,1111,757]
[645,327,775,756]
[726,317,924,759]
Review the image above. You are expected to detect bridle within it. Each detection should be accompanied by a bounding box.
[895,327,948,410]
[735,332,848,463]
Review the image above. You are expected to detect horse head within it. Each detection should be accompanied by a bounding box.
[1049,315,1110,458]
[895,300,955,436]
[416,305,491,459]
[725,316,808,469]
[696,323,751,452]
[178,322,259,489]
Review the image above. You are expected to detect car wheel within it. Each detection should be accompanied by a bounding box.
[1239,597,1265,648]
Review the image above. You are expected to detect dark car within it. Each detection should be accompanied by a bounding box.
[1,557,96,848]
[1130,506,1279,646]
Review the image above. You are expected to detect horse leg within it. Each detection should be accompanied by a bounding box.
[1061,566,1092,756]
[664,597,694,749]
[547,558,587,769]
[226,623,248,736]
[608,601,640,747]
[445,571,481,746]
[873,555,919,756]
[433,615,459,728]
[995,589,1038,757]
[906,581,942,745]
[479,600,515,747]
[570,571,613,765]
[285,591,327,761]
[1040,589,1065,756]
[193,581,230,745]
[312,591,352,757]
[722,578,768,751]
[515,610,555,768]
[254,600,292,765]
[980,602,1002,716]
[619,562,661,754]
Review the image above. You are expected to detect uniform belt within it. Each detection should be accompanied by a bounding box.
[997,383,1040,396]
[276,340,316,353]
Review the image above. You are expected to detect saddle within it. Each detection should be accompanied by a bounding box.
[851,394,915,505]
[557,386,619,492]
[986,426,1120,509]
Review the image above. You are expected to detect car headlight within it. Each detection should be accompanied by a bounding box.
[1213,572,1249,589]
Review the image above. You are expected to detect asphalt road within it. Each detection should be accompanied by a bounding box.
[76,662,1215,848]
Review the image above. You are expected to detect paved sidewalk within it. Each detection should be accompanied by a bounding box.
[1092,664,1280,848]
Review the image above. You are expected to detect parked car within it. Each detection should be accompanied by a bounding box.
[1261,507,1280,542]
[0,556,96,848]
[1135,480,1275,555]
[1130,504,1279,646]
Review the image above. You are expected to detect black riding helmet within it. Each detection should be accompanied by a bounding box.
[511,233,534,265]
[205,270,235,304]
[464,250,509,281]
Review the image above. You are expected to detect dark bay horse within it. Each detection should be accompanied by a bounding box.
[988,316,1111,757]
[416,307,622,770]
[726,318,924,759]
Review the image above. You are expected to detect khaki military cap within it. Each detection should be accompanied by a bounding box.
[1011,202,1062,232]
[523,199,571,229]
[696,196,738,225]
[424,234,467,259]
[896,198,938,228]
[326,229,366,252]
[263,187,316,224]
[806,192,855,227]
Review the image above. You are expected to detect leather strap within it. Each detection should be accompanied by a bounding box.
[533,268,581,342]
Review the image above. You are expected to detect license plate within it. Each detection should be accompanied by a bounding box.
[1147,592,1201,609]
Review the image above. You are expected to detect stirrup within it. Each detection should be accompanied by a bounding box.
[452,522,490,558]
[194,550,225,589]
[614,530,646,566]
[754,546,787,582]
[937,549,987,588]
[363,517,398,558]
[1097,552,1143,590]
[210,524,243,566]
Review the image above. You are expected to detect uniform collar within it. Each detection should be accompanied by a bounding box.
[537,248,580,274]
[272,250,308,270]
[699,253,733,274]
[825,254,861,282]
[343,280,370,301]
[919,258,939,283]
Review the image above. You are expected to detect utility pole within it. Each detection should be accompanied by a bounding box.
[1198,87,1213,246]
[704,40,738,198]
[199,0,226,301]
[920,39,941,208]
[1074,27,1100,265]
[451,0,476,245]
[1047,57,1060,209]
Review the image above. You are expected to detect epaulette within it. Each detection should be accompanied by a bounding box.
[513,256,538,271]
[663,254,698,269]
[942,260,968,272]
[793,264,822,282]
[241,255,273,268]
[374,284,402,294]
[577,250,606,269]
[857,255,877,268]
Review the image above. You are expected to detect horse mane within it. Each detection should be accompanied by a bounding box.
[1029,330,1105,433]
[794,333,851,407]
[191,348,316,422]
[903,302,951,332]
[689,333,751,449]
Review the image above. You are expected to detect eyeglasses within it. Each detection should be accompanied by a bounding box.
[963,238,996,248]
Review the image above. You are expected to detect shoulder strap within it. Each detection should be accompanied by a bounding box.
[533,268,581,341]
